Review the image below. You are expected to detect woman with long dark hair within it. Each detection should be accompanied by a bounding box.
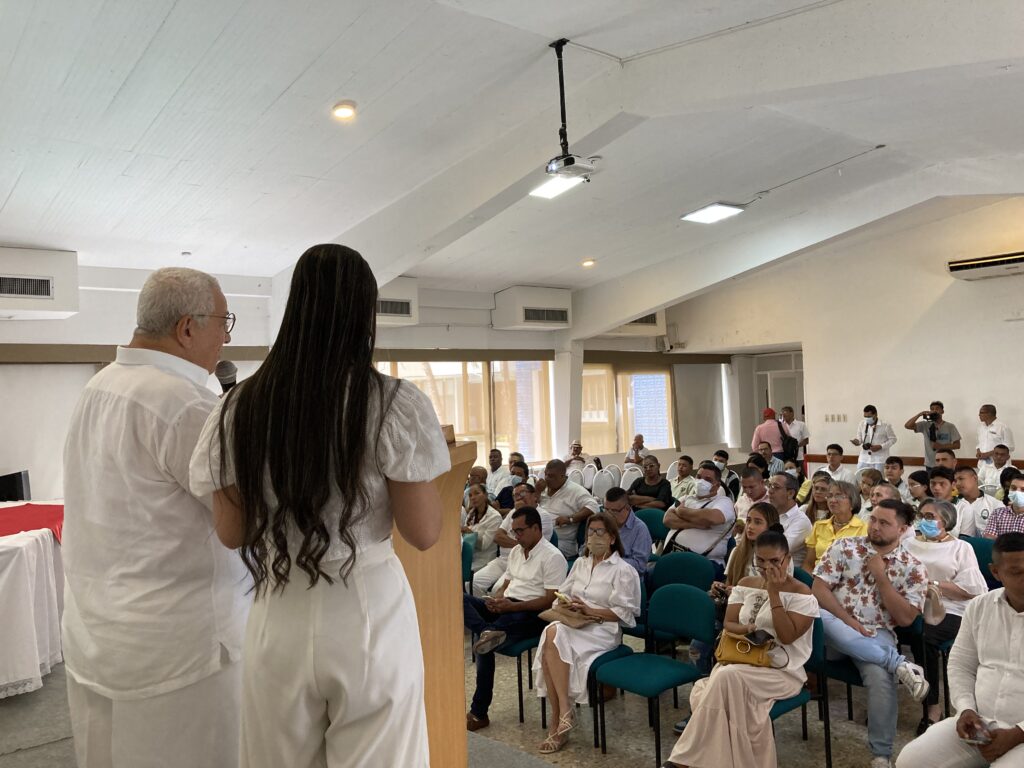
[190,244,450,768]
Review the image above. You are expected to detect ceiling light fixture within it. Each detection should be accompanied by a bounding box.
[530,176,585,199]
[680,203,745,224]
[331,100,357,120]
[581,259,596,267]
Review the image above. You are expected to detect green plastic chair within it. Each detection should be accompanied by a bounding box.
[794,566,814,588]
[650,551,715,593]
[635,508,670,545]
[961,534,1001,589]
[595,585,716,766]
[460,538,473,592]
[769,617,832,768]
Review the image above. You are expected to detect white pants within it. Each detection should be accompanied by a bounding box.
[241,539,429,768]
[896,717,1024,767]
[471,556,507,596]
[66,657,242,768]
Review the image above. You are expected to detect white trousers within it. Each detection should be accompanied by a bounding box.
[241,539,429,768]
[896,718,1024,768]
[471,556,508,596]
[66,656,242,768]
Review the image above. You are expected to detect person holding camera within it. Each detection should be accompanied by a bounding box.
[853,405,898,471]
[905,401,962,470]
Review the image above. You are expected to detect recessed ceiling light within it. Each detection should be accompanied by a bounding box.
[581,259,595,267]
[529,176,585,199]
[331,100,357,120]
[180,251,191,257]
[680,202,745,224]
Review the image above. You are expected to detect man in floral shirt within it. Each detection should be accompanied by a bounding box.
[813,499,930,768]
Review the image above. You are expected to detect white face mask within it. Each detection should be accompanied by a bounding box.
[712,460,726,471]
[785,468,799,478]
[1010,490,1024,509]
[865,416,876,425]
[695,478,714,498]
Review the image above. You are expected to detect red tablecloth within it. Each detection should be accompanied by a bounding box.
[0,504,64,543]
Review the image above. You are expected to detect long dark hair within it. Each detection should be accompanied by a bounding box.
[219,244,395,595]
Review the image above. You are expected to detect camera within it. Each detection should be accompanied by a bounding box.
[924,412,938,422]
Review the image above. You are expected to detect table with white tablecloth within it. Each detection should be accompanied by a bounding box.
[0,528,63,699]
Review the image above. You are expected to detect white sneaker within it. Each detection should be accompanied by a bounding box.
[896,661,930,702]
[869,758,891,768]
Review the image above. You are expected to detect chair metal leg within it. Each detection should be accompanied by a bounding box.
[592,677,600,748]
[541,695,546,730]
[653,695,662,768]
[599,687,608,754]
[823,672,833,768]
[673,685,678,709]
[801,702,808,740]
[845,682,853,721]
[647,696,654,728]
[527,648,534,690]
[942,649,951,718]
[515,655,525,724]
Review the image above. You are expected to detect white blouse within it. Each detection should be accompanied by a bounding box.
[190,375,451,562]
[558,552,641,628]
[729,585,820,675]
[465,506,502,570]
[903,537,989,617]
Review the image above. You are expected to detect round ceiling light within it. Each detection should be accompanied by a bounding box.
[331,100,357,120]
[581,259,596,267]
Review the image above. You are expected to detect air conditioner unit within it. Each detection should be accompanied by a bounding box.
[376,276,418,326]
[948,251,1024,281]
[603,310,667,337]
[491,286,571,330]
[0,247,78,319]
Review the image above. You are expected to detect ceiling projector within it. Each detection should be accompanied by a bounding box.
[546,153,594,178]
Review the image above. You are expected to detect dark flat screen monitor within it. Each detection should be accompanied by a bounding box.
[0,470,30,502]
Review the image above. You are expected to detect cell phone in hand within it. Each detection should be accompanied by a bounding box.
[554,591,572,603]
[745,629,774,646]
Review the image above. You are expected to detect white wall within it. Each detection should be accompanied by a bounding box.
[665,196,1024,461]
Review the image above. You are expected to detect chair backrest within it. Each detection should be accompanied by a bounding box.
[650,551,716,593]
[567,468,585,487]
[803,616,826,672]
[591,469,616,501]
[528,474,539,486]
[961,534,1002,589]
[980,483,1000,496]
[793,566,814,588]
[665,460,679,480]
[582,463,598,491]
[635,508,670,544]
[648,584,717,644]
[726,533,737,560]
[550,530,558,547]
[461,538,473,583]
[606,464,622,485]
[620,465,643,490]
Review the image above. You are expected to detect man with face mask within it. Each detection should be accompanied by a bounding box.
[812,500,930,767]
[852,405,897,471]
[662,462,736,574]
[982,475,1024,539]
[496,461,530,514]
[712,450,740,501]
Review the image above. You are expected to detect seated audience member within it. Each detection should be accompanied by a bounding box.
[485,449,511,496]
[785,459,811,503]
[884,456,914,504]
[464,465,491,511]
[664,530,818,768]
[751,407,789,461]
[905,402,962,470]
[670,455,697,500]
[473,483,554,596]
[907,470,932,510]
[983,474,1024,539]
[930,466,972,535]
[904,499,989,734]
[803,480,869,572]
[464,507,567,731]
[757,440,786,476]
[823,443,857,484]
[496,460,530,513]
[812,499,930,767]
[768,472,812,566]
[935,448,959,472]
[976,443,1013,492]
[463,484,504,571]
[601,487,654,574]
[734,466,770,529]
[623,433,651,465]
[858,468,885,522]
[747,452,770,479]
[542,459,600,559]
[509,451,525,469]
[663,462,737,576]
[627,456,674,510]
[999,467,1024,504]
[721,503,783,589]
[801,471,835,523]
[713,450,741,501]
[563,440,592,471]
[955,466,1003,537]
[533,512,641,754]
[871,483,903,522]
[895,532,1024,768]
[853,404,898,471]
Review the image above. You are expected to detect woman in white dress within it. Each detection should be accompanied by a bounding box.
[189,244,451,768]
[462,483,502,571]
[904,499,988,733]
[665,529,819,768]
[532,511,641,754]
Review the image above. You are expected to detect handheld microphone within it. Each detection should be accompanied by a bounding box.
[215,360,237,393]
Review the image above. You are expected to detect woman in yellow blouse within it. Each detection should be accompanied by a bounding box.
[802,480,868,571]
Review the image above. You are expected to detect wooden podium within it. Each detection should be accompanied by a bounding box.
[393,439,476,768]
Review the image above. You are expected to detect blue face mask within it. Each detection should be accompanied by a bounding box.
[918,519,941,539]
[1010,490,1024,508]
[510,475,523,487]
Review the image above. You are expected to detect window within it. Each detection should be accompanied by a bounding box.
[581,364,617,454]
[583,364,677,452]
[491,360,552,464]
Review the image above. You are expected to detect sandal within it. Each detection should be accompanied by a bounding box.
[539,733,568,754]
[554,711,577,737]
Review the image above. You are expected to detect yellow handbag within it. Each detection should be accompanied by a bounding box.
[713,630,788,669]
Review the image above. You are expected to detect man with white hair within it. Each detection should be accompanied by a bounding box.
[62,267,250,768]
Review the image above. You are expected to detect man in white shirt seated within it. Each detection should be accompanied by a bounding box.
[955,466,1003,537]
[463,507,567,731]
[895,532,1024,768]
[930,467,973,536]
[884,456,914,504]
[712,450,741,501]
[472,483,554,596]
[662,461,737,578]
[977,404,1015,466]
[485,449,511,496]
[823,443,857,484]
[733,466,769,531]
[781,405,810,461]
[767,472,812,566]
[978,444,1014,493]
[62,268,250,768]
[624,433,651,465]
[563,440,592,471]
[852,405,898,471]
[541,459,600,559]
[670,454,697,501]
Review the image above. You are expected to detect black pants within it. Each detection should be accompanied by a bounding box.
[911,613,961,707]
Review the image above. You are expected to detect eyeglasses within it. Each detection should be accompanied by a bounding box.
[587,529,610,538]
[511,527,529,536]
[826,494,848,501]
[194,312,236,333]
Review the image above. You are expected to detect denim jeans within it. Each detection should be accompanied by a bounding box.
[463,594,544,718]
[821,610,904,758]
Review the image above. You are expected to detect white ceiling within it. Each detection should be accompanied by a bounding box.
[1,0,1023,339]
